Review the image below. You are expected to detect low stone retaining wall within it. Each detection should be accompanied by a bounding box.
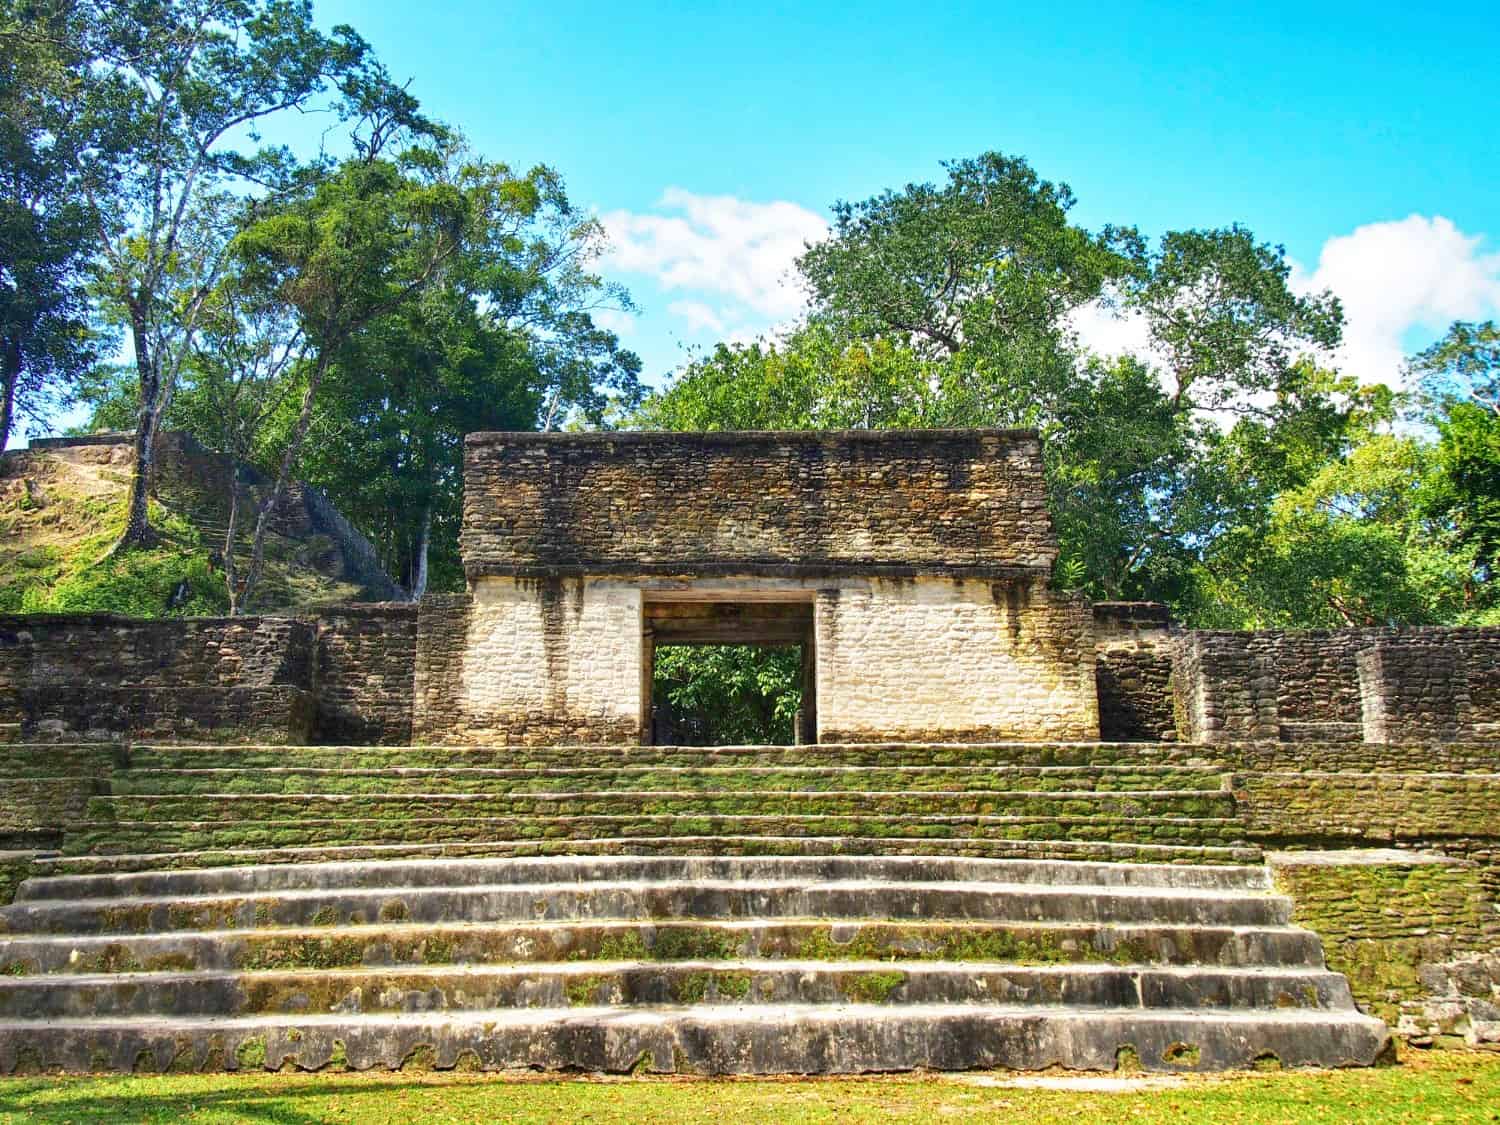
[0,607,414,745]
[1270,850,1500,1045]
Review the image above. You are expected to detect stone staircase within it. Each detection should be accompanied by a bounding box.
[0,853,1389,1073]
[0,743,1392,1073]
[20,743,1257,871]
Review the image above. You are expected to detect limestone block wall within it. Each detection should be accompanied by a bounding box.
[411,574,1098,745]
[815,578,1098,743]
[1359,643,1465,743]
[0,608,413,745]
[462,429,1059,578]
[311,604,417,745]
[1271,852,1500,1026]
[1175,627,1500,744]
[1092,603,1176,742]
[0,613,314,693]
[1232,770,1500,849]
[414,578,642,745]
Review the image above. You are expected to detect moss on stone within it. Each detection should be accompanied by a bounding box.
[234,1038,267,1070]
[565,975,608,1007]
[1164,1042,1202,1068]
[1274,859,1498,1020]
[847,970,907,1004]
[651,927,740,962]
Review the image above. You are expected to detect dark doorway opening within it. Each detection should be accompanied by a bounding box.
[642,600,816,746]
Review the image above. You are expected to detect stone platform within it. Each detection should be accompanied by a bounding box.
[0,741,1404,1073]
[0,853,1388,1074]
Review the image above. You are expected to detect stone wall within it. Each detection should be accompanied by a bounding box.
[410,575,1099,746]
[311,604,417,745]
[411,594,472,744]
[0,613,314,693]
[1175,627,1500,744]
[1271,851,1500,1027]
[1233,770,1500,850]
[816,578,1098,743]
[461,429,1059,579]
[414,578,643,746]
[1092,603,1176,742]
[0,609,413,745]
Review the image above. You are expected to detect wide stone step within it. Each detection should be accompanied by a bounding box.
[64,814,1253,856]
[86,789,1238,823]
[0,1004,1393,1073]
[0,879,1292,935]
[15,854,1272,903]
[115,743,1231,772]
[0,961,1356,1019]
[0,917,1327,976]
[35,835,1265,877]
[105,764,1227,796]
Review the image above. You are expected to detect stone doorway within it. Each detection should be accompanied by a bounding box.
[641,597,816,746]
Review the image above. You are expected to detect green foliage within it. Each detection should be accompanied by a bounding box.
[639,152,1492,630]
[1,499,229,617]
[653,646,802,746]
[280,147,638,595]
[799,151,1126,409]
[1428,403,1500,585]
[0,0,103,446]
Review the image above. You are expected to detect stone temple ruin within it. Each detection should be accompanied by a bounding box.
[0,428,1497,1074]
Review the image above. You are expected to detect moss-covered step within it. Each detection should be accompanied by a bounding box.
[0,916,1325,976]
[118,742,1235,772]
[104,764,1227,797]
[15,853,1274,904]
[0,745,120,778]
[0,960,1356,1019]
[0,1003,1394,1074]
[0,878,1293,936]
[60,813,1255,856]
[86,789,1239,823]
[35,834,1265,877]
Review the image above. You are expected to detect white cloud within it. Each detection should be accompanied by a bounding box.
[664,300,726,335]
[1292,215,1500,388]
[601,188,828,325]
[1068,291,1153,361]
[590,308,639,338]
[1071,217,1500,390]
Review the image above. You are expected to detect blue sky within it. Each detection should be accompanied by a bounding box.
[300,0,1499,394]
[18,0,1499,444]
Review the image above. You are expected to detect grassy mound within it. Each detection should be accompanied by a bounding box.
[0,444,367,618]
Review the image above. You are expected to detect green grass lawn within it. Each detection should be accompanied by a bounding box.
[0,1049,1497,1124]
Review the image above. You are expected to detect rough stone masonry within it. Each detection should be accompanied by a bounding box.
[5,427,1500,747]
[419,428,1099,744]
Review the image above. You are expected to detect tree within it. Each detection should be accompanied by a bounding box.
[1410,320,1500,416]
[1410,321,1500,587]
[638,322,940,432]
[37,0,383,549]
[299,155,641,597]
[653,646,802,746]
[0,0,100,447]
[798,151,1129,426]
[213,144,469,612]
[1118,226,1343,415]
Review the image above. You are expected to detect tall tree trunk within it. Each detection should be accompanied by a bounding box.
[236,353,330,611]
[0,339,20,452]
[223,473,243,615]
[409,502,431,601]
[116,316,161,551]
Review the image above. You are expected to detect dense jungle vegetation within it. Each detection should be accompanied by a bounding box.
[4,1,1497,738]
